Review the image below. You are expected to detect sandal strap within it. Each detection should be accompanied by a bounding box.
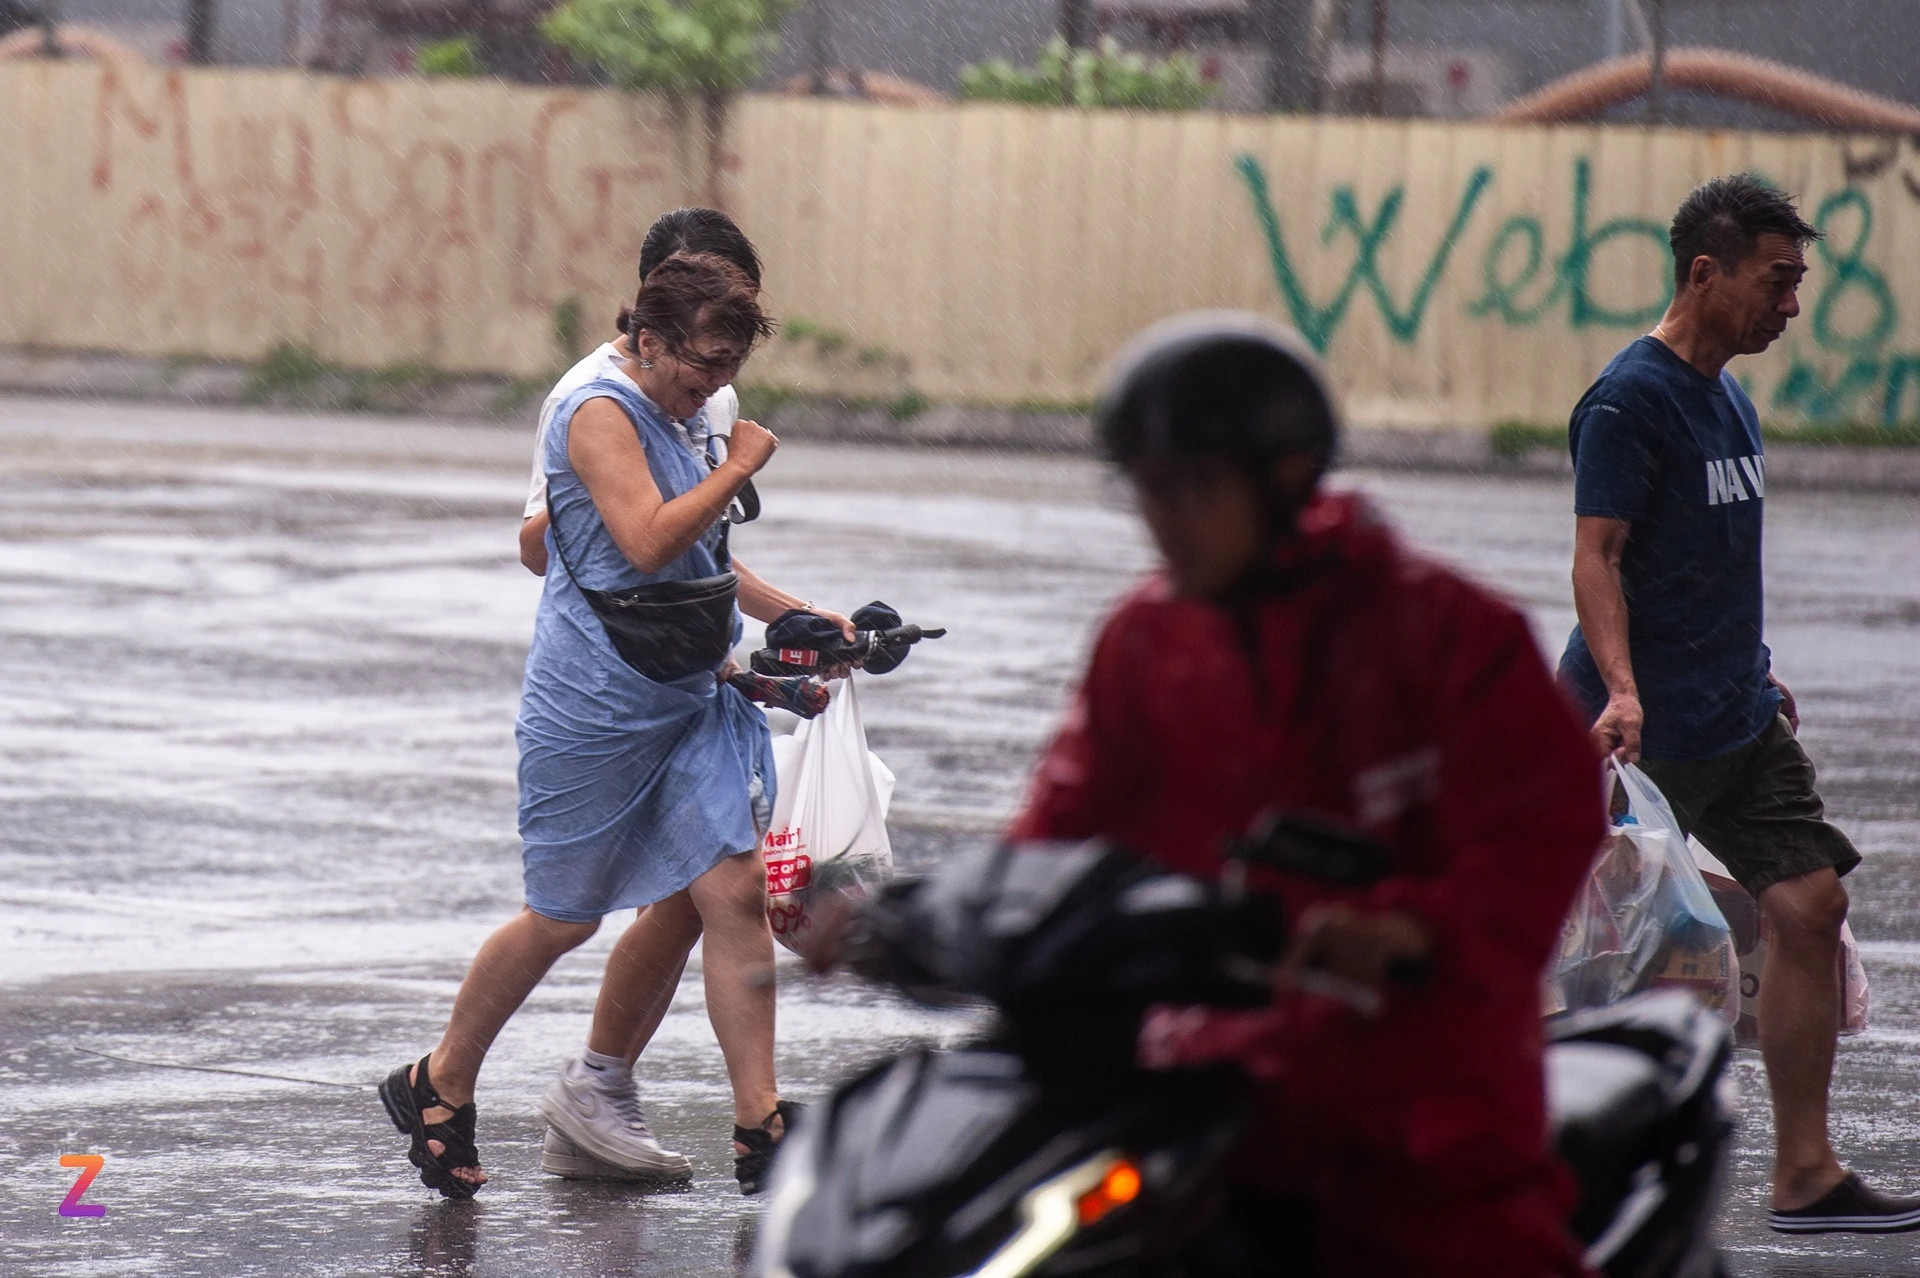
[732,1099,803,1156]
[411,1053,458,1113]
[411,1054,481,1166]
[424,1112,479,1167]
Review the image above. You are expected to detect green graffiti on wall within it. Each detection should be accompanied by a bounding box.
[1233,152,1918,425]
[1771,189,1915,424]
[1804,189,1897,354]
[1773,356,1920,423]
[1469,159,1671,329]
[1235,153,1669,351]
[1234,154,1491,354]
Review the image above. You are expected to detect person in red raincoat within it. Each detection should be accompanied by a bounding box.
[1008,313,1606,1276]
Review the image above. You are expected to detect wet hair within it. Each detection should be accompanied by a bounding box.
[624,252,776,372]
[640,208,762,285]
[617,208,762,334]
[1669,174,1820,286]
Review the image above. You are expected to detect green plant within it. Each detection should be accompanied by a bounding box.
[366,360,438,389]
[245,342,331,401]
[553,294,587,363]
[493,376,555,417]
[245,343,458,411]
[732,381,799,421]
[418,35,484,77]
[887,388,930,421]
[783,316,887,360]
[542,0,798,200]
[1489,420,1561,459]
[542,0,796,95]
[1013,396,1099,416]
[780,316,877,363]
[1490,417,1920,458]
[958,36,1215,111]
[1764,421,1920,447]
[342,360,439,410]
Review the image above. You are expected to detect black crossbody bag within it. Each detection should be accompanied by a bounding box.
[547,493,739,683]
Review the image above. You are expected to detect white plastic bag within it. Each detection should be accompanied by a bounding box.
[763,676,895,958]
[1692,840,1869,1045]
[1547,761,1740,1024]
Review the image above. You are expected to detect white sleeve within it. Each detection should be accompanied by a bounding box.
[525,402,555,519]
[708,384,740,436]
[525,465,547,520]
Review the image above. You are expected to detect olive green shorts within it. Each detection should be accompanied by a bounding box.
[1637,715,1861,899]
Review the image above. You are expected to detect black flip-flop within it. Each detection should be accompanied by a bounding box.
[379,1054,483,1200]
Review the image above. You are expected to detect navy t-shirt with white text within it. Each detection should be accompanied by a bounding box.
[1558,336,1780,760]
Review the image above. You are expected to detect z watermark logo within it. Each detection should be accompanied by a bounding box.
[58,1154,106,1218]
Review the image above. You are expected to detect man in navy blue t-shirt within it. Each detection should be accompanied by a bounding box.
[1561,174,1916,1233]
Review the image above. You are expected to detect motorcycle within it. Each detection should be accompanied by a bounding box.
[754,825,1734,1278]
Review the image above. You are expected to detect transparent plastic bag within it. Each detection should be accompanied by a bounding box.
[763,676,895,958]
[1547,761,1739,1024]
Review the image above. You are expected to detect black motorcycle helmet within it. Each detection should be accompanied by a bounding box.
[1096,311,1340,511]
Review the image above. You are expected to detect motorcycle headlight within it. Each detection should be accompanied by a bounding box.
[1074,1157,1142,1227]
[965,1150,1139,1278]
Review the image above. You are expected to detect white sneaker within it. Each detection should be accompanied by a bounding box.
[540,1126,688,1182]
[539,1059,694,1180]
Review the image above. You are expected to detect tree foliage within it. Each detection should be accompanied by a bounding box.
[958,37,1216,111]
[541,0,799,98]
[417,35,484,77]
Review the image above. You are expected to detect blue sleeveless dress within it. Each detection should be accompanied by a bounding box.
[516,377,774,922]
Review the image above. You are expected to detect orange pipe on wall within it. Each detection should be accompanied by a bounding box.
[1494,48,1920,133]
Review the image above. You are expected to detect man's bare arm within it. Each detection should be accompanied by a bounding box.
[1571,514,1642,761]
[520,511,550,576]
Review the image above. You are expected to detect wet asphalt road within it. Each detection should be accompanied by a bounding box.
[1,395,1918,1277]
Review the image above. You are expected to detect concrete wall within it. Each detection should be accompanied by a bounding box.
[0,61,708,377]
[5,60,1920,428]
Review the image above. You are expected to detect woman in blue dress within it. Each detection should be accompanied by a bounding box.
[381,252,846,1198]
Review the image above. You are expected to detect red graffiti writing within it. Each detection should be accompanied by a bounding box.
[82,63,720,367]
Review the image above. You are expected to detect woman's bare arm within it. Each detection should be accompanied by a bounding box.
[567,399,772,574]
[735,559,854,637]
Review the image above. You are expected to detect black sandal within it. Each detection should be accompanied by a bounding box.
[734,1099,803,1196]
[379,1054,483,1200]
